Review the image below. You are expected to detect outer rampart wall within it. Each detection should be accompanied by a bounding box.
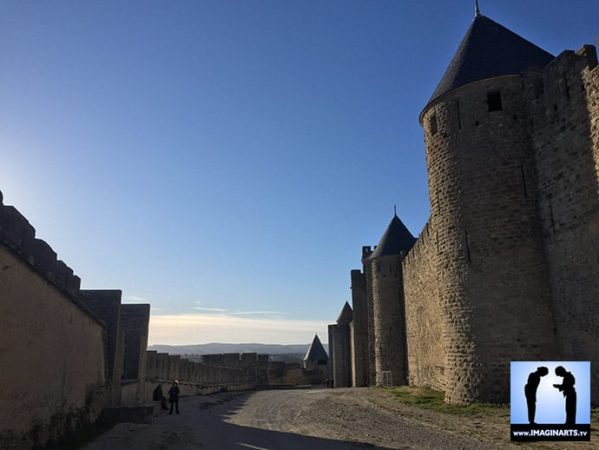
[526,46,599,403]
[0,198,106,448]
[402,221,446,391]
[145,351,258,392]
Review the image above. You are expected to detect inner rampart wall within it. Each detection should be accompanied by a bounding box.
[526,46,599,404]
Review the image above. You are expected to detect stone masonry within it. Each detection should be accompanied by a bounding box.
[329,12,599,405]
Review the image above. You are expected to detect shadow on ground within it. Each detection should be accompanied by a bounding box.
[82,391,395,450]
[202,394,391,450]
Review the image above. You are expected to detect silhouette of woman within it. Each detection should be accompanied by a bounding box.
[553,366,576,425]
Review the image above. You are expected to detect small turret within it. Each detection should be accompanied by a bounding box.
[369,213,415,259]
[303,334,328,370]
[336,301,353,325]
[369,212,414,386]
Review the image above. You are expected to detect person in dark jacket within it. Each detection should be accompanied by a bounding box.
[153,384,168,411]
[168,380,180,415]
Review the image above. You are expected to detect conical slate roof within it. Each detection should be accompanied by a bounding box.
[303,334,328,363]
[337,301,353,325]
[370,214,415,259]
[427,14,554,106]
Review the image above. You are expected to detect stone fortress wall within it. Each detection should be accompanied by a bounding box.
[0,193,108,448]
[526,45,599,406]
[349,269,368,387]
[402,220,445,392]
[329,21,599,405]
[145,351,259,398]
[370,252,408,387]
[0,192,262,448]
[411,43,599,404]
[145,350,326,393]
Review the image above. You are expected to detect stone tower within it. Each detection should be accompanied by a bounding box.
[419,12,560,403]
[368,213,415,386]
[350,268,369,387]
[330,301,353,387]
[361,245,376,386]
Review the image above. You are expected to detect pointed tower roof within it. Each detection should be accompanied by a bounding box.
[426,14,554,107]
[303,334,328,363]
[337,301,353,325]
[370,214,415,259]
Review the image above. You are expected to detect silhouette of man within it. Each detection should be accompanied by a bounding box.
[553,366,576,425]
[168,380,180,415]
[524,366,548,424]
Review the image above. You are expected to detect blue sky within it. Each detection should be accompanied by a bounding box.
[1,1,597,344]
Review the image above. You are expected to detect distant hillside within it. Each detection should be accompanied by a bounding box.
[148,342,329,356]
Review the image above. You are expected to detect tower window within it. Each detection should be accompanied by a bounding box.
[487,90,502,111]
[429,114,438,135]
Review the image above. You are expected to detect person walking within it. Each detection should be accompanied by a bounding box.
[168,380,180,415]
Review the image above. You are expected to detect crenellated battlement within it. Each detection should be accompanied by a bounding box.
[402,219,432,265]
[0,191,82,300]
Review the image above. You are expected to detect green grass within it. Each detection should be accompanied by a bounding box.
[389,386,508,417]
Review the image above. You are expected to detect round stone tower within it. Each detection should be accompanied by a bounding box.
[420,12,559,403]
[369,213,415,386]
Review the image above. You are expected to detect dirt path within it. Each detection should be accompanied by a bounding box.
[83,388,597,450]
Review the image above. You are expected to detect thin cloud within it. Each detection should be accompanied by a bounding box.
[123,295,151,302]
[192,307,229,313]
[191,304,283,318]
[148,313,328,345]
[228,310,285,316]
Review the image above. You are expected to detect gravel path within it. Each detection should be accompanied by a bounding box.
[82,388,596,449]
